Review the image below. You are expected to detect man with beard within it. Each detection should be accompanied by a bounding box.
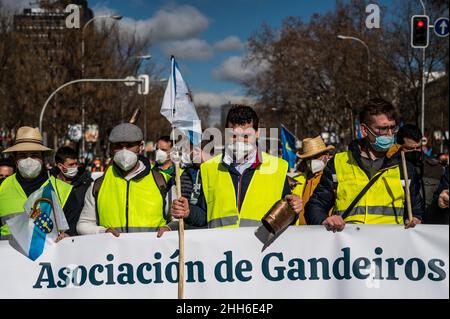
[391,124,446,223]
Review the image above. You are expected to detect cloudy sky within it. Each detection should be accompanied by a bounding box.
[3,0,396,124]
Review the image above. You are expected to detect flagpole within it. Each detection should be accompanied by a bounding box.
[170,56,185,299]
[280,123,299,141]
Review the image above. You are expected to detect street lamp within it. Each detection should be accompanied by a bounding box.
[80,14,122,161]
[337,35,371,99]
[39,77,145,134]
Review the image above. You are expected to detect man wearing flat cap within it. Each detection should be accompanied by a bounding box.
[0,127,73,240]
[292,136,334,225]
[77,123,169,236]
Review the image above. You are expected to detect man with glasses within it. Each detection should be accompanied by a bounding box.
[305,99,424,231]
[77,123,169,236]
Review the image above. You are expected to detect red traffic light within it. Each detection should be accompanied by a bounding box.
[411,15,429,48]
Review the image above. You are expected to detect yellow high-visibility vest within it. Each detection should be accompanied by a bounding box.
[334,151,405,224]
[201,152,288,228]
[0,174,72,238]
[292,173,307,197]
[97,166,166,232]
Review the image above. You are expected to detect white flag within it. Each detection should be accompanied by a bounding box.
[160,56,202,145]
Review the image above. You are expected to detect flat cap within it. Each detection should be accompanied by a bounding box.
[109,123,143,143]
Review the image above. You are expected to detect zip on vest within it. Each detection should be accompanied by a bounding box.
[125,180,130,233]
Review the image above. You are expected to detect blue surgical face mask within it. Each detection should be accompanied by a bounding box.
[371,135,395,152]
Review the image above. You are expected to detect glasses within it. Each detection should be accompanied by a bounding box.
[365,125,399,136]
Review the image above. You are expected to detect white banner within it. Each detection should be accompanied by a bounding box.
[0,225,448,299]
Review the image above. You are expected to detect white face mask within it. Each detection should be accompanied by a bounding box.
[226,141,256,163]
[308,159,326,174]
[62,166,78,179]
[113,149,138,171]
[155,149,168,165]
[18,157,42,179]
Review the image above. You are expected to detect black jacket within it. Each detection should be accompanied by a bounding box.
[305,140,425,225]
[426,166,449,225]
[51,168,93,236]
[186,153,292,227]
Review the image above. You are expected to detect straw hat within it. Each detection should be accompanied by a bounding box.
[298,136,334,159]
[2,126,53,155]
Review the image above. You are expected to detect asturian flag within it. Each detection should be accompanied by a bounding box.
[160,56,202,145]
[280,125,298,170]
[6,180,69,261]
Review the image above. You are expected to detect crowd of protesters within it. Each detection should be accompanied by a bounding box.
[0,100,448,242]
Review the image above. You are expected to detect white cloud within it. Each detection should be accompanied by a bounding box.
[213,56,270,83]
[92,4,209,43]
[161,39,214,60]
[214,36,244,51]
[193,90,253,108]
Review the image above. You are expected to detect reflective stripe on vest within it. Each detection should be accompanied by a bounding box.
[97,166,166,231]
[334,151,405,224]
[201,152,288,229]
[109,226,159,233]
[0,174,72,237]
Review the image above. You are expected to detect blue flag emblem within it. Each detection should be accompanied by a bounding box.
[280,125,297,170]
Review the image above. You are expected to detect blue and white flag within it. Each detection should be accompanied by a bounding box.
[280,125,297,170]
[6,180,68,261]
[160,56,202,145]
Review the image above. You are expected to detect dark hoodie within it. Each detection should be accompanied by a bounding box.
[51,167,93,236]
[304,139,425,225]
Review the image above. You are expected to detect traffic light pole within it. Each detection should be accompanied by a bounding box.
[421,48,426,135]
[419,0,426,135]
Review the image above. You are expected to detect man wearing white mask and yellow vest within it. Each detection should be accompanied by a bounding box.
[0,127,73,240]
[171,104,303,228]
[305,99,424,231]
[77,123,169,236]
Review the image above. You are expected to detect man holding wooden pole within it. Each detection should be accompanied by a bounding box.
[305,98,424,231]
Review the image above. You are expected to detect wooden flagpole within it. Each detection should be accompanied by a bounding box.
[175,160,185,299]
[400,150,413,222]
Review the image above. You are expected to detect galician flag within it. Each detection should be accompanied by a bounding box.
[6,179,69,261]
[160,56,202,145]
